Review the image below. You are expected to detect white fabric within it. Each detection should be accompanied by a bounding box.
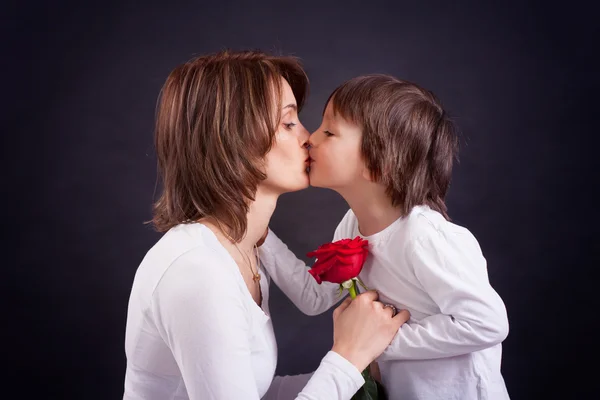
[123,223,364,400]
[259,205,510,400]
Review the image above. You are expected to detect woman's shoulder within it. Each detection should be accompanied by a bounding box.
[136,223,240,298]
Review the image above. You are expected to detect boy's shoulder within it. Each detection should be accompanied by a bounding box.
[332,205,477,247]
[333,205,449,241]
[402,205,481,250]
[403,205,447,238]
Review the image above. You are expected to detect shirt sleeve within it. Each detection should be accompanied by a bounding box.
[264,352,365,400]
[258,228,343,316]
[153,252,364,400]
[379,226,509,361]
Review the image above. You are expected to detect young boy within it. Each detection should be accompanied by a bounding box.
[258,75,510,399]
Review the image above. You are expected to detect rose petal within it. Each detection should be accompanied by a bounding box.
[333,247,364,256]
[308,268,323,284]
[321,261,361,284]
[307,238,369,285]
[307,247,337,257]
[308,255,338,276]
[311,252,337,266]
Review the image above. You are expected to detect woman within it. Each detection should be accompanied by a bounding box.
[123,50,409,400]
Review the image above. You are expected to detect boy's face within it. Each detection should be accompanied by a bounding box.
[308,102,368,189]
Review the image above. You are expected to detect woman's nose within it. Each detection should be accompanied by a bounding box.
[305,134,315,149]
[299,125,310,148]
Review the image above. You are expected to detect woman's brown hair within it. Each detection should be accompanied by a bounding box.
[151,50,308,240]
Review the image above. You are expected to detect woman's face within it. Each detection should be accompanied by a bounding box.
[308,101,366,190]
[262,78,311,194]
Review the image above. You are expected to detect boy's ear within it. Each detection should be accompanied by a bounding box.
[361,165,375,182]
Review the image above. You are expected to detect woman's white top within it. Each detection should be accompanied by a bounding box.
[123,223,364,399]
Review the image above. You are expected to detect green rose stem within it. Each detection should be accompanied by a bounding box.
[342,278,386,400]
[348,280,358,299]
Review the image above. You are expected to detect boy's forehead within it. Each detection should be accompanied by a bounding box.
[324,102,343,122]
[326,103,349,124]
[326,109,362,136]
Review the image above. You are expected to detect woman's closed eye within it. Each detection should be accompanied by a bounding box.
[283,122,297,130]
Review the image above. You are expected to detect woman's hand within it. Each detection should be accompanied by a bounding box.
[331,290,409,372]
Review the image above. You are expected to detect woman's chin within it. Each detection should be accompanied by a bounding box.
[295,175,310,191]
[281,175,310,193]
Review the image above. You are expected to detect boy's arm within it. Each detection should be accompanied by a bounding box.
[258,228,345,316]
[378,230,509,361]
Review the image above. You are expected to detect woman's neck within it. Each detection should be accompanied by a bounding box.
[202,186,278,255]
[241,187,278,252]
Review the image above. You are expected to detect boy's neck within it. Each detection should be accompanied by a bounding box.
[338,183,403,237]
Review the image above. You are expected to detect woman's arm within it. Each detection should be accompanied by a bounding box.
[264,353,366,400]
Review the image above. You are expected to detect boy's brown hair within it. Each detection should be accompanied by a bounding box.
[327,74,458,219]
[151,50,309,240]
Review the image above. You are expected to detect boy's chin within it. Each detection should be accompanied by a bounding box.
[308,174,332,189]
[307,177,322,188]
[308,181,334,189]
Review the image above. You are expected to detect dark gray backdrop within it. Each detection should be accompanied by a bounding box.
[5,1,597,399]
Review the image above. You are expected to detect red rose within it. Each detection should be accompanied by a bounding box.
[306,237,369,284]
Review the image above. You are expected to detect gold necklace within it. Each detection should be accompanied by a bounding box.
[202,218,261,284]
[232,242,261,283]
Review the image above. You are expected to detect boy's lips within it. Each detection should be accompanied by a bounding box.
[305,156,312,173]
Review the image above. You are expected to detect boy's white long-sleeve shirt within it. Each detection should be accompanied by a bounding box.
[259,205,510,399]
